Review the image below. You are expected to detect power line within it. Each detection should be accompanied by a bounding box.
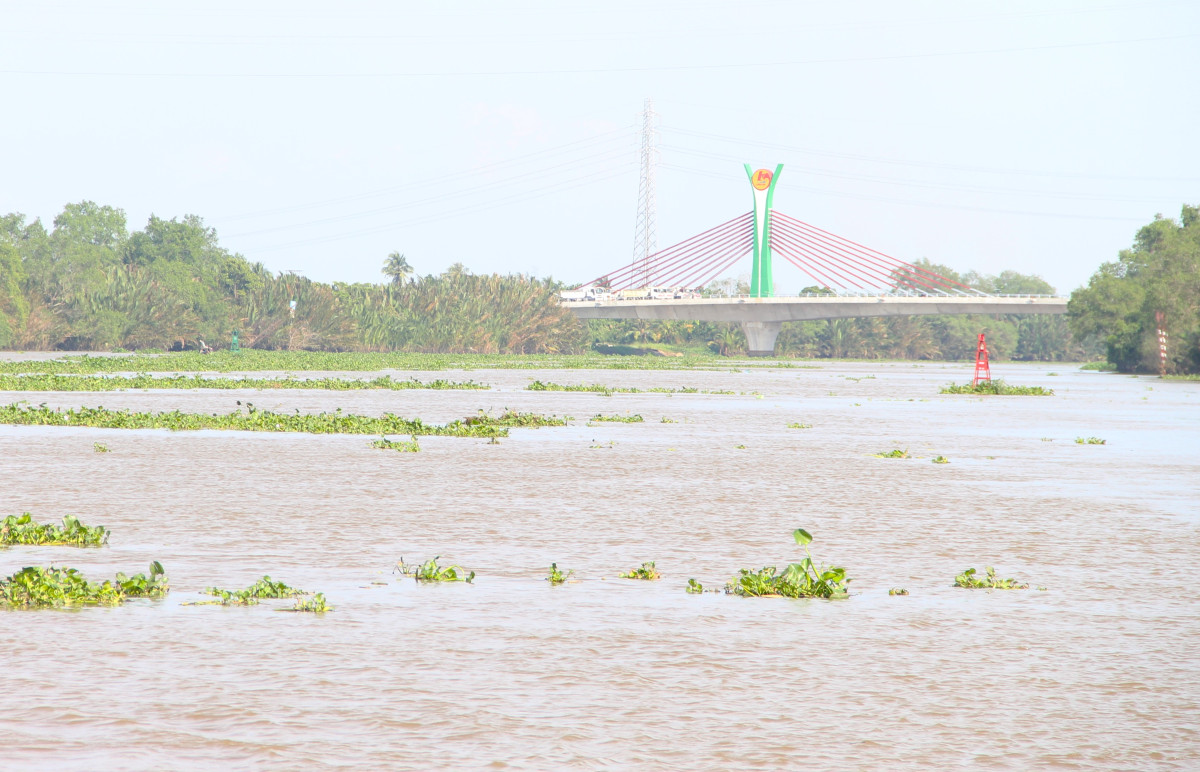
[226,144,635,239]
[217,125,635,223]
[659,163,1148,222]
[660,127,1200,184]
[3,32,1195,78]
[244,161,636,253]
[660,144,1186,203]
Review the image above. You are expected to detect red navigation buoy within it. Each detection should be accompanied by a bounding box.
[973,333,991,386]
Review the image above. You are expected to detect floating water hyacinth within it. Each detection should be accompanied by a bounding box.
[953,567,1029,590]
[940,380,1053,395]
[0,373,488,392]
[619,561,661,580]
[1,513,109,546]
[590,413,644,423]
[0,403,540,438]
[725,529,849,599]
[0,562,167,608]
[546,563,573,585]
[396,557,475,583]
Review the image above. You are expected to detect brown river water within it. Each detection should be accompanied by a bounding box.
[0,360,1196,771]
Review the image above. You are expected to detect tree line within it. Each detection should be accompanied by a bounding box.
[1,200,1192,370]
[1068,205,1199,374]
[0,202,584,354]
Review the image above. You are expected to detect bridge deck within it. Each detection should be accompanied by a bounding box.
[564,295,1067,322]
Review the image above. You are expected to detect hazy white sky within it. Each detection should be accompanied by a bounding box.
[2,0,1197,294]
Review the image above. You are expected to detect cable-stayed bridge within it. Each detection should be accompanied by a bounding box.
[562,164,1066,355]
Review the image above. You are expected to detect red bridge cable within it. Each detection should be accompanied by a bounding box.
[668,242,752,291]
[772,210,944,283]
[771,229,874,290]
[778,220,951,294]
[772,211,943,290]
[624,222,750,290]
[656,226,755,288]
[576,212,752,289]
[771,212,942,292]
[772,245,843,290]
[768,233,845,289]
[771,222,901,291]
[669,239,752,289]
[597,216,750,290]
[634,221,753,289]
[694,250,753,291]
[771,223,884,290]
[647,230,750,290]
[772,212,980,295]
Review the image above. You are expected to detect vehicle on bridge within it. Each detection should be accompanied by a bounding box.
[560,286,704,302]
[559,288,613,302]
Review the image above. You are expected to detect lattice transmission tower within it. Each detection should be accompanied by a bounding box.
[632,98,659,287]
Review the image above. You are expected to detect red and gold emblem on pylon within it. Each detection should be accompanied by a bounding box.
[751,168,773,190]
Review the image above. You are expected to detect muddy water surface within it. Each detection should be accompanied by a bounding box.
[1,361,1197,770]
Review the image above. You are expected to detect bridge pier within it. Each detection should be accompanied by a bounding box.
[741,320,782,357]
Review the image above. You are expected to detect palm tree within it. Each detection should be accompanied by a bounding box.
[382,252,413,285]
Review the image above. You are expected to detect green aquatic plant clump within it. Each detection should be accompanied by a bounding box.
[194,575,307,605]
[115,561,170,598]
[590,414,644,423]
[873,448,910,459]
[0,566,123,607]
[526,380,730,396]
[0,373,488,392]
[953,566,1029,590]
[547,562,573,585]
[396,556,475,583]
[0,351,762,376]
[371,436,420,452]
[1,513,110,546]
[0,561,168,608]
[1075,436,1107,445]
[619,561,661,580]
[241,575,305,598]
[787,422,813,429]
[528,380,624,395]
[0,403,514,438]
[92,442,110,453]
[940,380,1054,396]
[931,455,950,464]
[195,588,260,606]
[686,578,704,594]
[462,410,567,428]
[287,592,332,613]
[725,528,849,599]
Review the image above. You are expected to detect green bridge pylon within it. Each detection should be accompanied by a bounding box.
[745,163,783,298]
